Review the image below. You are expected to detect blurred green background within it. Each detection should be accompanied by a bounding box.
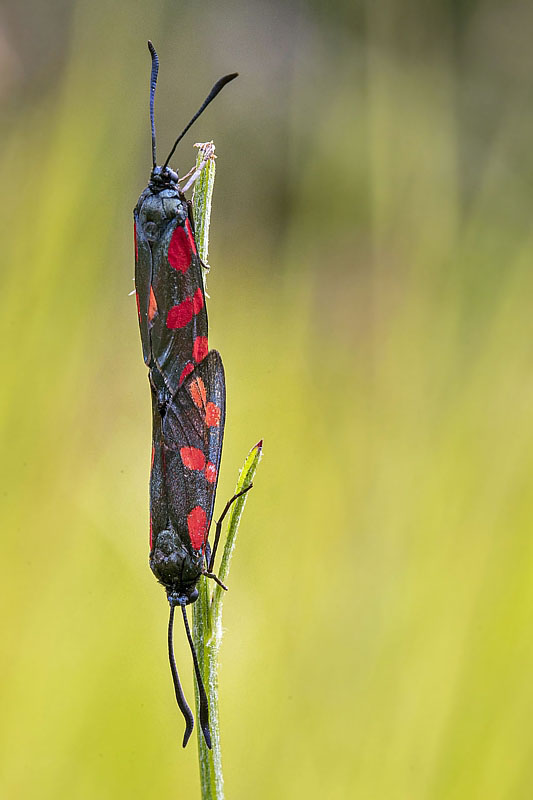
[2,0,533,797]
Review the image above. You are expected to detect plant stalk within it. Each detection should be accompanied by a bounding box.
[191,144,262,799]
[192,441,262,799]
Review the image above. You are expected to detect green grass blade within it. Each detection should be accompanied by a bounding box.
[192,141,216,291]
[212,440,263,622]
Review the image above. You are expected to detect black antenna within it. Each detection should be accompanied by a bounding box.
[181,604,212,749]
[147,41,159,169]
[168,604,194,747]
[162,73,238,171]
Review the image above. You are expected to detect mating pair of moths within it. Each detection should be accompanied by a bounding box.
[134,42,250,749]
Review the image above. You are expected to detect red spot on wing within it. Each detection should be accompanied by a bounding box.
[180,446,206,471]
[185,219,198,255]
[205,462,217,483]
[168,225,192,273]
[135,291,140,318]
[189,376,207,409]
[179,362,194,385]
[151,445,155,468]
[148,286,158,323]
[193,336,209,363]
[192,287,204,314]
[166,289,204,330]
[205,402,221,427]
[187,506,207,549]
[166,297,193,329]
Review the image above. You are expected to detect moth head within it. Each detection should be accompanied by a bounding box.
[150,164,179,187]
[167,586,199,606]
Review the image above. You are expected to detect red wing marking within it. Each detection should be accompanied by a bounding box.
[135,291,140,318]
[166,297,193,329]
[151,445,155,468]
[180,446,206,471]
[187,506,207,549]
[189,376,207,409]
[179,362,194,385]
[185,219,198,255]
[148,286,158,323]
[192,287,204,314]
[205,462,217,483]
[205,402,221,427]
[193,336,209,363]
[168,225,192,273]
[166,290,204,330]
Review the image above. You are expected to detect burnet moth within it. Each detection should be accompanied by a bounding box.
[134,42,248,749]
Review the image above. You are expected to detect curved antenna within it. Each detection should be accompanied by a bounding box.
[147,41,159,169]
[181,604,212,749]
[162,73,238,171]
[168,604,195,747]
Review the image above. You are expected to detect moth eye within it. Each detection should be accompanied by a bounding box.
[144,221,158,240]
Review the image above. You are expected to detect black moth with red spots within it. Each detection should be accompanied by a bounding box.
[134,41,241,749]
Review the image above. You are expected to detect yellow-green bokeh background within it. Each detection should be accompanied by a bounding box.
[3,1,533,797]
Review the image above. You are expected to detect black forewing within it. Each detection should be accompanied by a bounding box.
[149,390,167,541]
[149,219,208,397]
[134,207,153,367]
[160,350,226,552]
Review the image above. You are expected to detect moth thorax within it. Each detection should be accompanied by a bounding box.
[138,190,187,241]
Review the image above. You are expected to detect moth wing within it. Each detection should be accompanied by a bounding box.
[134,209,153,367]
[161,350,226,552]
[149,218,208,396]
[149,391,167,546]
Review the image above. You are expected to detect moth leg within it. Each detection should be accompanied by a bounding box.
[203,542,212,570]
[180,160,209,194]
[177,164,197,184]
[202,571,228,591]
[207,484,254,573]
[180,143,216,194]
